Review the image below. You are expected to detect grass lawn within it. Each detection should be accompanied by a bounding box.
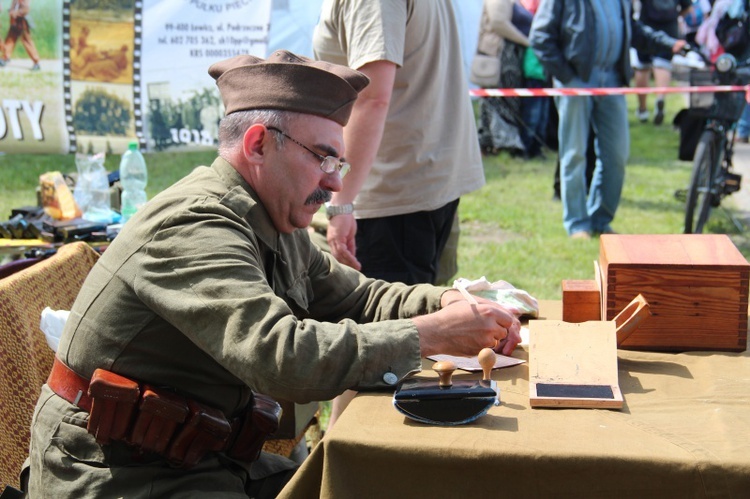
[458,92,750,299]
[2,93,750,300]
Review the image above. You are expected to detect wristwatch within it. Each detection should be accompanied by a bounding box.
[325,203,354,220]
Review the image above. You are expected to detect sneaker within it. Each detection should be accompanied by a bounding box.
[653,100,665,125]
[30,63,40,71]
[570,230,592,240]
[636,108,649,123]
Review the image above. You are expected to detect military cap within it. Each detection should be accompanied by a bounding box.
[208,50,370,126]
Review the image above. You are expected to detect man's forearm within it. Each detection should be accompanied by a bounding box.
[331,60,396,206]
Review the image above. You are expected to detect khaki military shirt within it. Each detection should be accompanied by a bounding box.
[58,157,441,415]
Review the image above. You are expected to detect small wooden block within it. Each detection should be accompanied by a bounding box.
[562,279,601,323]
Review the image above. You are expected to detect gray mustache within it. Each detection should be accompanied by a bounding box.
[305,188,332,205]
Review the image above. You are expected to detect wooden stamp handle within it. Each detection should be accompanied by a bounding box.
[433,360,457,387]
[478,348,496,381]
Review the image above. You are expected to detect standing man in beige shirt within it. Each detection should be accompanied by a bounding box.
[313,0,487,426]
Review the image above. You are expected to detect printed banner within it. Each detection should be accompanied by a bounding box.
[0,0,271,155]
[140,0,271,152]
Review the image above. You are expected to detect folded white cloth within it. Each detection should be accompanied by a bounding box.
[453,276,539,318]
[39,307,70,353]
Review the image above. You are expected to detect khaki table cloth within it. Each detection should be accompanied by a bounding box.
[279,301,750,498]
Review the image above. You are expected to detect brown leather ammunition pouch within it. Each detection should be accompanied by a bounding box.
[129,385,190,454]
[50,359,280,467]
[166,400,232,468]
[87,369,140,444]
[226,393,282,462]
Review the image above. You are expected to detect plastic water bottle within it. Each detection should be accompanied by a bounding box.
[119,141,148,223]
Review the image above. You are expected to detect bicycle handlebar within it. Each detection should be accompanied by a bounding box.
[680,43,750,71]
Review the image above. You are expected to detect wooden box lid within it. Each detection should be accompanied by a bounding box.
[600,234,749,270]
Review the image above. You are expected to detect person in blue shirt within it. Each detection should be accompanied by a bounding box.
[530,0,686,238]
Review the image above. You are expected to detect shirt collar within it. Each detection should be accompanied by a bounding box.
[210,156,281,252]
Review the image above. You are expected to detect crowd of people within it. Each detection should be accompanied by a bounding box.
[475,0,715,159]
[473,0,750,238]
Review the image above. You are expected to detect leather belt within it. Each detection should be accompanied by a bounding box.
[44,357,280,466]
[47,357,93,412]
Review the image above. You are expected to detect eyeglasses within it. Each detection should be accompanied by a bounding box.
[267,126,350,178]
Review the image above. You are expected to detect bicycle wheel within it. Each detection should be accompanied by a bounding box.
[684,130,720,233]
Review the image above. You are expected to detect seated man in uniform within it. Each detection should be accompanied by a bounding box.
[25,50,522,498]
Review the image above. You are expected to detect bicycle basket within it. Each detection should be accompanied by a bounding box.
[689,68,746,121]
[689,68,715,110]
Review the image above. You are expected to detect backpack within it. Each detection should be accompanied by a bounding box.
[716,0,750,56]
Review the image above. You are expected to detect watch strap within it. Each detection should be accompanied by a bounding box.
[326,203,354,219]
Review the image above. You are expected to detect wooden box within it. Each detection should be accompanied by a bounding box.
[562,279,601,323]
[599,234,749,352]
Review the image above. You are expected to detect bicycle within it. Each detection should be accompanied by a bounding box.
[681,50,750,234]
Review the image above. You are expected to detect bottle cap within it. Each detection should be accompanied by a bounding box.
[128,141,138,151]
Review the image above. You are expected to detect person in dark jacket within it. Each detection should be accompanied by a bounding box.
[633,0,694,124]
[530,0,687,238]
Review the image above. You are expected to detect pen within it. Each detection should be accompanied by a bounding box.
[455,280,503,351]
[454,280,478,305]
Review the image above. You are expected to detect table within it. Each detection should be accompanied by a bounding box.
[278,301,750,498]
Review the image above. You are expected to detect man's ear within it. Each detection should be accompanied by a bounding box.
[242,124,271,162]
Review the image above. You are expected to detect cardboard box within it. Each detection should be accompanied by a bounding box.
[562,279,601,323]
[599,234,749,352]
